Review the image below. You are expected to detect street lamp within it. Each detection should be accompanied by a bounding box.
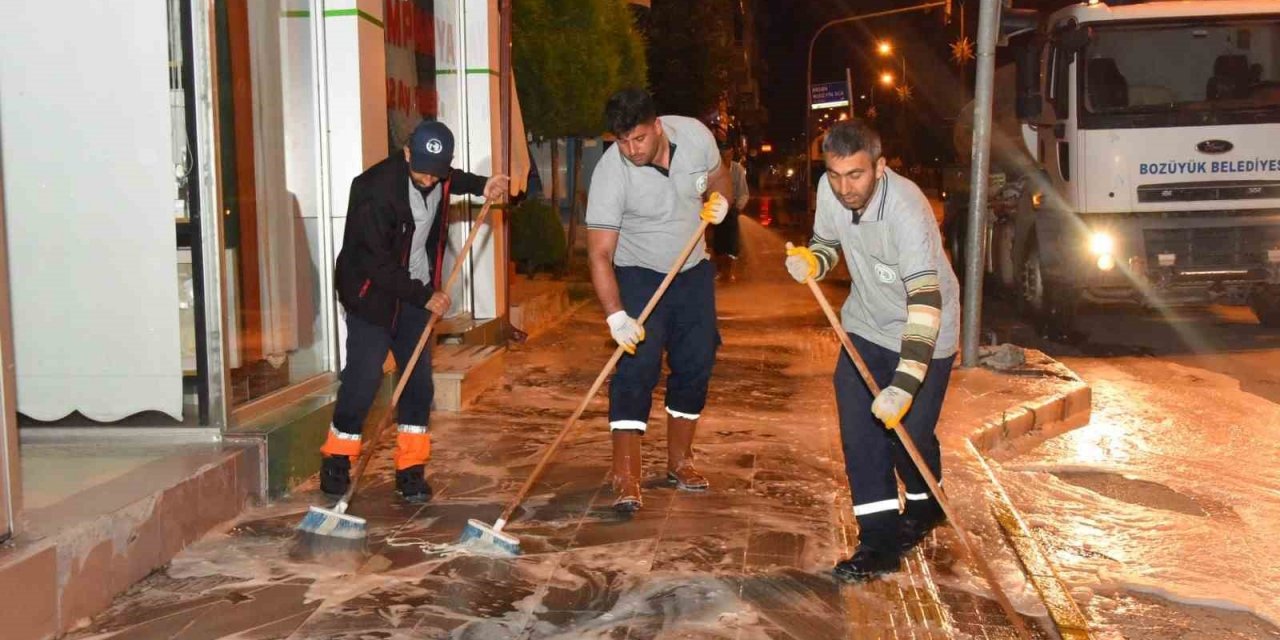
[880,71,895,86]
[804,2,948,217]
[877,39,908,99]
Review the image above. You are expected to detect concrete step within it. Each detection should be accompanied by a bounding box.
[0,437,260,640]
[432,344,505,412]
[511,279,575,339]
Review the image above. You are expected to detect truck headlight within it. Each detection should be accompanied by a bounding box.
[1088,231,1115,256]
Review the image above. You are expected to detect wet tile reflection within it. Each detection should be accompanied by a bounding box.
[67,223,1054,640]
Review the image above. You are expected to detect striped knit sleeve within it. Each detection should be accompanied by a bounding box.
[810,188,842,280]
[809,236,840,281]
[890,271,943,395]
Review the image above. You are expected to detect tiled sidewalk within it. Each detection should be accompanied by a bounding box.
[69,221,1069,640]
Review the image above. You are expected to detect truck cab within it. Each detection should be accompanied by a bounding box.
[985,0,1280,328]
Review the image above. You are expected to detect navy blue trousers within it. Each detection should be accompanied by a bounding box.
[332,305,435,435]
[834,332,955,550]
[609,260,720,430]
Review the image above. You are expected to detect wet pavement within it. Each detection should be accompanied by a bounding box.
[983,294,1280,637]
[69,212,1077,639]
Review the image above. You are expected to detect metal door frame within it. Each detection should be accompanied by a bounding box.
[0,115,20,541]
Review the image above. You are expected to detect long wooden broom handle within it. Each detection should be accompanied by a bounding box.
[343,200,496,502]
[787,242,1032,640]
[494,220,712,529]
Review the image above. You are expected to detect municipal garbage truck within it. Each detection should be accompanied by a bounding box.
[945,0,1280,330]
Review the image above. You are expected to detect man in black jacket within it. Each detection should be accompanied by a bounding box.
[321,120,508,503]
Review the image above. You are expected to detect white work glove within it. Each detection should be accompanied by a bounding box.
[606,310,646,355]
[785,245,819,283]
[871,386,913,429]
[699,192,729,225]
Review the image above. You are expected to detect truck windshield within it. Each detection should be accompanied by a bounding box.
[1081,17,1280,126]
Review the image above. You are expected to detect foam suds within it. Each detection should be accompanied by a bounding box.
[1001,357,1280,629]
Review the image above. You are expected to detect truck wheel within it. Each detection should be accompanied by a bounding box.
[1251,287,1280,328]
[1019,240,1080,339]
[1018,241,1047,316]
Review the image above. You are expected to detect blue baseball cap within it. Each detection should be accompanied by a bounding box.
[408,120,454,177]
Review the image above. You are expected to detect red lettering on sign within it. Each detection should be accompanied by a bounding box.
[416,86,437,117]
[384,0,402,46]
[415,7,433,55]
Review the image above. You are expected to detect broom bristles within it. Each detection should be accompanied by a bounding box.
[292,505,369,562]
[458,518,521,556]
[298,505,367,537]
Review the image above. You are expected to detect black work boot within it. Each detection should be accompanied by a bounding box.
[320,455,351,499]
[835,510,902,582]
[395,464,433,504]
[899,499,946,552]
[833,545,903,583]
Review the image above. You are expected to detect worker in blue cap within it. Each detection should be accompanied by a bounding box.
[322,120,508,503]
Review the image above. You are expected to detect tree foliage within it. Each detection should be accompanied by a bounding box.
[511,198,568,273]
[514,0,648,140]
[646,0,735,118]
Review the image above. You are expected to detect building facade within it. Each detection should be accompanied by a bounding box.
[0,0,522,538]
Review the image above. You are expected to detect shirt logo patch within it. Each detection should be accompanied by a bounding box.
[874,263,897,284]
[425,139,443,154]
[695,174,708,194]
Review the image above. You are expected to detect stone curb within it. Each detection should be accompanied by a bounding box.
[967,359,1094,639]
[510,280,593,340]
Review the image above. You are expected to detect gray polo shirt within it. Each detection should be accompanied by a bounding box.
[813,168,960,357]
[585,115,720,273]
[408,178,442,285]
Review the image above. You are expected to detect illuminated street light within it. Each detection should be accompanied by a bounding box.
[877,40,908,100]
[805,4,948,217]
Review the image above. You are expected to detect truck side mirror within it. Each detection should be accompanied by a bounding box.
[1015,45,1043,120]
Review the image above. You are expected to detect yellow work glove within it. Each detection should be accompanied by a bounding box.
[699,192,729,225]
[871,386,913,429]
[785,246,819,283]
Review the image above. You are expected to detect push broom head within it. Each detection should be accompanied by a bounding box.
[292,505,369,561]
[458,518,521,556]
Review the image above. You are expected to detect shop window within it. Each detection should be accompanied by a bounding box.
[215,0,332,405]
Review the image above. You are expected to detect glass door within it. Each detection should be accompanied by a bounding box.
[215,0,333,407]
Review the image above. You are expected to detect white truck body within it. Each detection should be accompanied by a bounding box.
[954,0,1280,327]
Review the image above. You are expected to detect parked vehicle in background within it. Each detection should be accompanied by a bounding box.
[945,0,1280,332]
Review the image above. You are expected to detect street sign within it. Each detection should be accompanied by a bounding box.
[810,82,850,110]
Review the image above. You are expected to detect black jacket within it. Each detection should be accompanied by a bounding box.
[334,153,488,330]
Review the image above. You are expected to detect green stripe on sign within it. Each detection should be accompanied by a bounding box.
[324,8,384,28]
[281,8,384,29]
[435,68,500,76]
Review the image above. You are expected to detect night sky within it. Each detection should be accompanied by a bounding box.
[756,0,1077,158]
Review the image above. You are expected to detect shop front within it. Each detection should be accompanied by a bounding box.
[0,2,519,635]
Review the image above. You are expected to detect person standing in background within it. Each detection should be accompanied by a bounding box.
[711,144,749,283]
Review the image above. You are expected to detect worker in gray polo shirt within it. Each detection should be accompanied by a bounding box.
[586,88,731,513]
[785,120,960,582]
